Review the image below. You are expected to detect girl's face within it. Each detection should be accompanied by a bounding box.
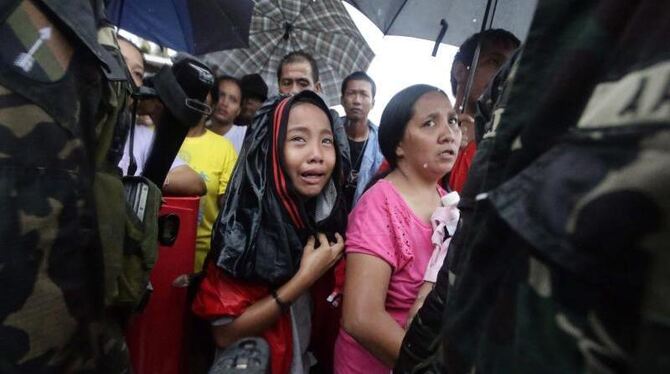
[283,103,336,198]
[396,91,462,180]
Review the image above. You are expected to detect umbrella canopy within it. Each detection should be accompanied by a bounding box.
[202,0,375,106]
[106,0,254,54]
[345,0,537,47]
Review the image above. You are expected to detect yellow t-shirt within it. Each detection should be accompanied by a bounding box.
[178,129,238,271]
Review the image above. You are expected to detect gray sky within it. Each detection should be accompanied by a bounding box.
[340,3,459,124]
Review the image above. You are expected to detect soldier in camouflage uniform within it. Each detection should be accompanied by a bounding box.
[397,0,670,373]
[0,0,133,372]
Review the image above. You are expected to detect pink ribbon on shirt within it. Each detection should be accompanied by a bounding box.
[424,192,460,283]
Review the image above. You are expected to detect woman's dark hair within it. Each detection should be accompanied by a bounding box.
[365,84,446,191]
[378,84,446,168]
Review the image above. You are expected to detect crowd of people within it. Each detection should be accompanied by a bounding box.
[2,0,668,373]
[112,25,504,371]
[109,26,523,373]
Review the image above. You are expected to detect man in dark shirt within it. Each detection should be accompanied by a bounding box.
[448,29,520,192]
[336,71,383,209]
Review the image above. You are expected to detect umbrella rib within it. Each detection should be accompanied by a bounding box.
[287,0,315,25]
[170,0,191,51]
[292,27,354,38]
[384,0,409,35]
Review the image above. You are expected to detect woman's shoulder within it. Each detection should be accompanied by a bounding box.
[354,179,396,208]
[351,179,411,222]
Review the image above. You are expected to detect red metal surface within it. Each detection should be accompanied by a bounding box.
[126,196,199,374]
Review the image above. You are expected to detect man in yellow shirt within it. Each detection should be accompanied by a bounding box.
[179,101,238,271]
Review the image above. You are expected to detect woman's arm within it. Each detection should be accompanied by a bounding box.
[212,233,344,348]
[162,165,206,196]
[341,253,406,367]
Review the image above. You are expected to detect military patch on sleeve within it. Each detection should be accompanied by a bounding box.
[577,60,670,129]
[0,0,72,82]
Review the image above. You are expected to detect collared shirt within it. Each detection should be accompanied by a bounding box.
[336,117,385,209]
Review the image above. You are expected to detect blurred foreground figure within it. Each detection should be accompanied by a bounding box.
[397,0,670,373]
[0,0,133,371]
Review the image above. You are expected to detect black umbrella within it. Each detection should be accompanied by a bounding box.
[345,0,536,54]
[106,0,254,54]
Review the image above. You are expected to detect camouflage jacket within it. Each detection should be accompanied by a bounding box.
[397,0,670,373]
[0,1,132,372]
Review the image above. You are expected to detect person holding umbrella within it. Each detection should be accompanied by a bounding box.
[448,29,520,192]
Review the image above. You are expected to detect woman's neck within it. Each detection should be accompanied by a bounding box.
[385,165,441,224]
[387,163,438,193]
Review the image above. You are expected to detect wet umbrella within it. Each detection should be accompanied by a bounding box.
[346,0,536,116]
[202,0,375,106]
[345,0,537,53]
[106,0,254,54]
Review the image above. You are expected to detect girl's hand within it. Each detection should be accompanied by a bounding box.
[297,232,344,285]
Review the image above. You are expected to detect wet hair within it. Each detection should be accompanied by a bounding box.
[210,75,241,103]
[277,50,320,84]
[450,29,521,95]
[378,84,446,168]
[341,71,376,98]
[240,73,269,102]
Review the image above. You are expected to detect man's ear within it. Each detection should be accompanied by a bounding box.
[314,81,322,93]
[452,61,469,84]
[340,94,345,107]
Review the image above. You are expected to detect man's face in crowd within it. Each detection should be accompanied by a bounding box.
[341,79,374,122]
[453,42,516,114]
[278,60,321,95]
[213,79,242,125]
[239,96,264,124]
[119,39,144,88]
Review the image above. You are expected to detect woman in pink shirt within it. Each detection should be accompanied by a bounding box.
[333,85,462,373]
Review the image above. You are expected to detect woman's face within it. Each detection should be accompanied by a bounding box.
[283,103,336,198]
[396,91,462,180]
